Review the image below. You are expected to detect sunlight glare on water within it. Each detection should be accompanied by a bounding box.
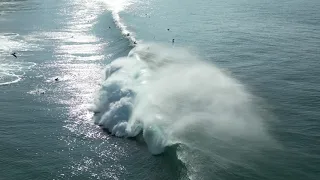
[100,0,135,12]
[50,0,107,136]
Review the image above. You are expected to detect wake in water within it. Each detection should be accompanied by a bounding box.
[91,43,275,179]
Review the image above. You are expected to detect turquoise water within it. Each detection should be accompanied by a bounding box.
[0,0,319,179]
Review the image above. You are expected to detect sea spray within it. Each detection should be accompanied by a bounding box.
[93,43,272,142]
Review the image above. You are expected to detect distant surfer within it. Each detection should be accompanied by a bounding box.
[127,33,130,36]
[11,52,17,58]
[167,28,170,31]
[133,41,137,45]
[172,39,175,44]
[54,77,59,81]
[109,26,111,29]
[93,111,101,115]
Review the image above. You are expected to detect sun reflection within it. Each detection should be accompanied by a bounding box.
[51,0,107,133]
[100,0,134,12]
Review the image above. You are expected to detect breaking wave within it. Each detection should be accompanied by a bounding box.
[91,43,274,179]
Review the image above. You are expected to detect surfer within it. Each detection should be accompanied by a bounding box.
[55,78,59,81]
[172,39,175,44]
[11,52,17,58]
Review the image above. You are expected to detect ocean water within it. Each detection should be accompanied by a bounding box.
[0,0,319,179]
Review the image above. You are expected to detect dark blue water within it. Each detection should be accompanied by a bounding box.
[0,0,319,179]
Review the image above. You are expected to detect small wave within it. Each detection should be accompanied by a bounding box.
[0,62,36,86]
[0,33,38,86]
[94,1,276,179]
[0,72,21,86]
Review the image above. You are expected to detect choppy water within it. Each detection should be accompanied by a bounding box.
[0,0,319,180]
